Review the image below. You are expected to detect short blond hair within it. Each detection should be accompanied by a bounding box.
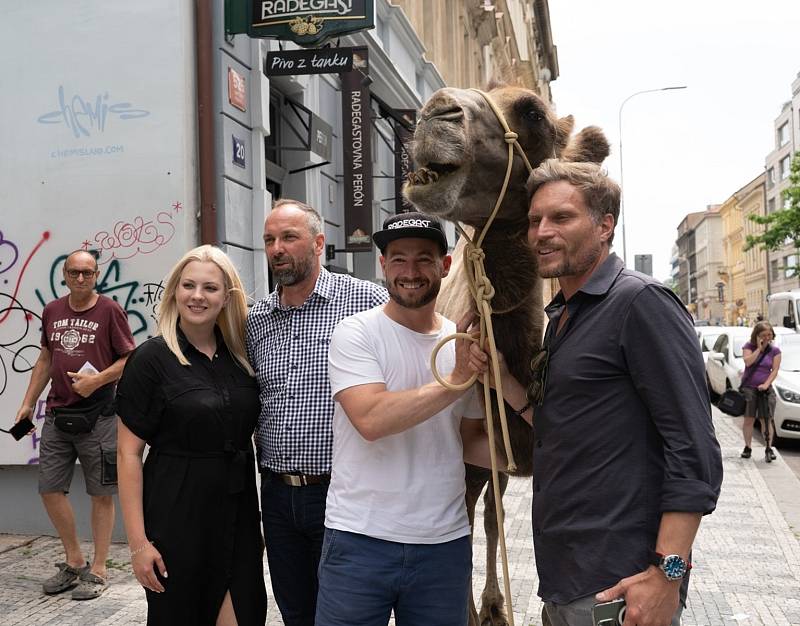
[527,159,621,244]
[157,245,253,375]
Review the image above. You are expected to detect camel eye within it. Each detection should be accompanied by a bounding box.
[525,108,543,122]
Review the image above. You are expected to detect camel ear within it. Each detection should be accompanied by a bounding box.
[555,115,574,156]
[485,77,508,91]
[561,126,611,164]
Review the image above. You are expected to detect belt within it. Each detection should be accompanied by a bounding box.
[263,470,330,487]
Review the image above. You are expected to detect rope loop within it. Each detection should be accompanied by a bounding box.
[504,131,518,143]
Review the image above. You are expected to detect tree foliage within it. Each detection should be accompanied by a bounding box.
[745,152,800,277]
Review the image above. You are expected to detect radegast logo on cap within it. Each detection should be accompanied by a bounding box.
[388,218,431,230]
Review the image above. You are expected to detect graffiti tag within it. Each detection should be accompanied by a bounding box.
[87,211,176,264]
[37,85,150,138]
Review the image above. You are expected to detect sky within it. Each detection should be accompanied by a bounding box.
[548,0,800,281]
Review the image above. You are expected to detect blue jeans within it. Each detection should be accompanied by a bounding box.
[261,473,328,626]
[315,529,471,626]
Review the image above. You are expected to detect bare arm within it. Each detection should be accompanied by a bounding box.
[117,419,167,592]
[68,353,131,398]
[597,512,702,625]
[336,323,478,441]
[742,347,760,367]
[461,417,509,469]
[15,346,52,424]
[762,353,781,389]
[337,378,470,442]
[468,343,534,425]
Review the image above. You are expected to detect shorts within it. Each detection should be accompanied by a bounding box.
[38,413,118,496]
[742,386,776,420]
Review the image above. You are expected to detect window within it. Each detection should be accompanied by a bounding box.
[771,259,780,282]
[778,122,789,147]
[785,194,792,210]
[784,254,797,278]
[768,167,776,188]
[768,197,776,213]
[780,155,791,180]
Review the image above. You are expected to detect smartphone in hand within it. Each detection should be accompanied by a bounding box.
[2,418,35,441]
[592,599,626,626]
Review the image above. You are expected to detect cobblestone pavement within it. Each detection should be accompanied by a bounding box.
[1,409,799,625]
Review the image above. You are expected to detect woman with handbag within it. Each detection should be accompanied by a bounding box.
[740,321,782,462]
[115,246,267,625]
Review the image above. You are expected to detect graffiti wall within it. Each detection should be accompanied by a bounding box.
[0,0,197,464]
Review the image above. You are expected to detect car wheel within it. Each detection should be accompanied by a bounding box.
[706,374,720,403]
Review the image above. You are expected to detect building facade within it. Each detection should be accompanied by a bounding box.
[765,71,800,293]
[693,206,725,324]
[718,193,746,324]
[676,211,705,312]
[738,173,769,323]
[0,0,561,534]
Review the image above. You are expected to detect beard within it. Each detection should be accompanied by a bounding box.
[270,250,315,286]
[538,240,604,279]
[387,276,441,309]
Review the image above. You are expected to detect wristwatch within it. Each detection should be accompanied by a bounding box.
[650,551,692,581]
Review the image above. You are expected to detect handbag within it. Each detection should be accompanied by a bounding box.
[716,346,770,417]
[51,392,114,434]
[717,389,746,416]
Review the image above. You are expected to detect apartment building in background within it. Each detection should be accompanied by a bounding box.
[738,173,769,323]
[765,71,800,293]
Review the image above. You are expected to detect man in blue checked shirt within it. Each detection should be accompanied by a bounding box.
[246,198,388,626]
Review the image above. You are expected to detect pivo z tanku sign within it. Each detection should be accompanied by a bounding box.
[247,0,374,46]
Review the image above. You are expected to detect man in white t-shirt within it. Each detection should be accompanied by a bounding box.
[315,212,492,626]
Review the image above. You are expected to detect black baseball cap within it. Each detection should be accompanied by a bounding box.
[372,211,449,254]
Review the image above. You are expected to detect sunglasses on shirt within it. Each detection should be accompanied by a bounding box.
[526,344,550,407]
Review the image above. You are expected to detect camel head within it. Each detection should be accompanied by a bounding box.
[404,84,610,229]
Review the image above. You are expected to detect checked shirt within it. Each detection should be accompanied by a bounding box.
[247,267,388,474]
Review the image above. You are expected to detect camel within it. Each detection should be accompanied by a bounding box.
[403,84,609,626]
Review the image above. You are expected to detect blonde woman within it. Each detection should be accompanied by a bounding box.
[116,246,267,625]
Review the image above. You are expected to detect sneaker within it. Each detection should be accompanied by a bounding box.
[43,561,88,595]
[71,570,108,600]
[740,446,752,459]
[766,447,777,463]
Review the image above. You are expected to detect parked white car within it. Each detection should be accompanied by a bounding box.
[706,328,800,444]
[695,326,732,365]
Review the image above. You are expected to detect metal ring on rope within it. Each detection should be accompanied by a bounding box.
[428,88,535,626]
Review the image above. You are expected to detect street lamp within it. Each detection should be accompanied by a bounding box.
[618,86,687,266]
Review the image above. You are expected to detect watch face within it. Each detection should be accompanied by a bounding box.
[661,554,687,580]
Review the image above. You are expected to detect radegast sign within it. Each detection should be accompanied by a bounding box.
[227,0,374,46]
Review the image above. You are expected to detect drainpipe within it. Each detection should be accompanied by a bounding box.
[196,0,218,245]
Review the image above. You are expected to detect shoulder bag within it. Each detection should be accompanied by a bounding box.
[717,347,769,417]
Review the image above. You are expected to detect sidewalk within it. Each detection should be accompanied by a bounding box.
[1,409,799,625]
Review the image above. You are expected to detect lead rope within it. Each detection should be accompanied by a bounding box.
[429,89,535,626]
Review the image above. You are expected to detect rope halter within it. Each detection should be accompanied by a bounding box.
[428,89,537,626]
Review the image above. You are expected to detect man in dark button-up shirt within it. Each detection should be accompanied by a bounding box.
[514,160,722,626]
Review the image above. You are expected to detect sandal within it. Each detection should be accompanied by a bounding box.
[71,570,108,600]
[43,561,88,595]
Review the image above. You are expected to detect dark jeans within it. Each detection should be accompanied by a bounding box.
[315,529,471,626]
[261,473,328,626]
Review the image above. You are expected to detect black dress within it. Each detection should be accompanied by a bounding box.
[116,327,267,626]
